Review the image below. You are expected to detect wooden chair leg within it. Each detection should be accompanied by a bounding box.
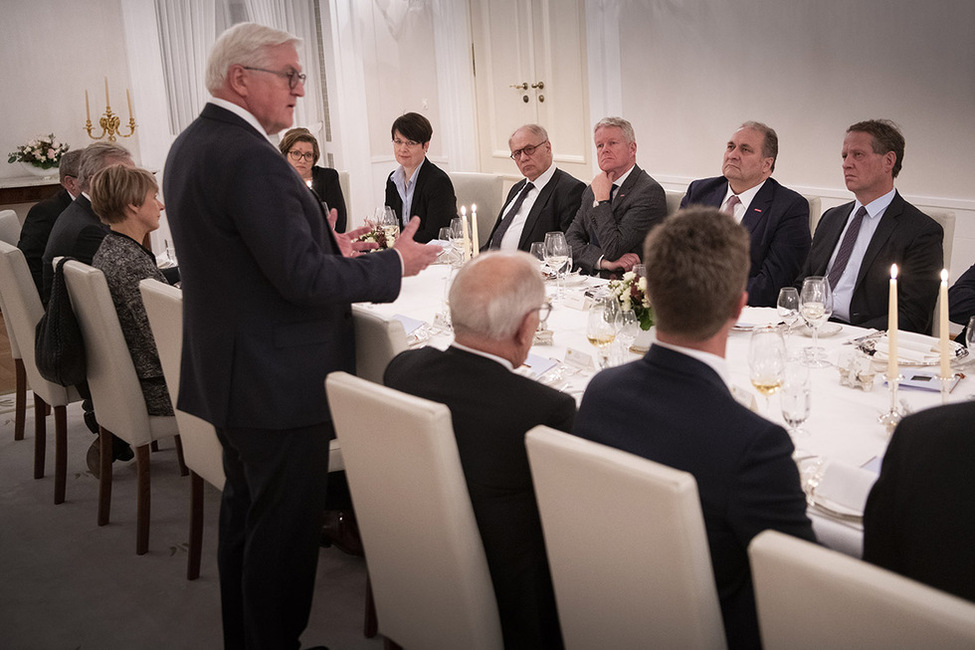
[53,405,67,504]
[135,444,151,555]
[14,359,25,441]
[97,426,113,526]
[33,394,47,479]
[150,440,160,453]
[364,574,378,638]
[174,435,189,477]
[187,471,204,580]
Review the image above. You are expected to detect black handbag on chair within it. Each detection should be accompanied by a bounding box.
[35,257,87,386]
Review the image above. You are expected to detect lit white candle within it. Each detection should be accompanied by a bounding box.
[940,269,950,378]
[888,264,898,380]
[471,203,479,257]
[460,206,470,260]
[126,89,133,119]
[104,77,110,107]
[85,90,90,122]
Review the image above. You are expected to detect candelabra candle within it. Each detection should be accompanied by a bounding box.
[84,81,137,142]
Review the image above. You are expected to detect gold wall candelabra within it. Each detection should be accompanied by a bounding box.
[85,77,137,141]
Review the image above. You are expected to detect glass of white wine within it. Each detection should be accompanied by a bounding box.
[377,206,400,245]
[450,217,467,266]
[749,325,786,412]
[587,298,617,369]
[799,276,833,368]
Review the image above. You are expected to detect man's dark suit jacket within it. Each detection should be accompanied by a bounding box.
[485,168,585,251]
[384,158,457,244]
[164,103,401,430]
[18,187,72,296]
[311,165,347,233]
[948,263,975,345]
[385,346,575,650]
[565,164,667,273]
[863,402,975,603]
[799,191,943,334]
[41,194,109,304]
[680,177,810,307]
[573,345,815,649]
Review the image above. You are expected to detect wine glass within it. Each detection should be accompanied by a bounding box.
[616,309,640,358]
[437,227,454,264]
[377,206,400,245]
[587,298,617,369]
[748,325,786,412]
[799,276,833,368]
[777,287,800,354]
[450,217,467,266]
[544,231,570,300]
[529,242,547,276]
[780,361,811,440]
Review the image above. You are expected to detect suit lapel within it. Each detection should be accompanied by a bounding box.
[854,193,903,290]
[487,180,525,244]
[741,179,774,233]
[702,179,728,208]
[612,164,643,213]
[519,171,559,248]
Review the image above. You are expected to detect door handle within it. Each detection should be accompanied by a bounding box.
[531,81,545,90]
[510,82,528,90]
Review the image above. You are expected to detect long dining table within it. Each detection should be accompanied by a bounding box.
[358,262,974,558]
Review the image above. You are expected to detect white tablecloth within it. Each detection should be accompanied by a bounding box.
[360,264,974,557]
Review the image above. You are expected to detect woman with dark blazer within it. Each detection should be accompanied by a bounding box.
[279,127,348,232]
[384,112,457,243]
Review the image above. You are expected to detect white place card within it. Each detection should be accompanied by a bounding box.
[392,314,425,335]
[519,353,558,379]
[564,348,595,371]
[561,292,590,311]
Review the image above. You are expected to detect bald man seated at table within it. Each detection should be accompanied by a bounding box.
[385,251,574,650]
[573,208,815,650]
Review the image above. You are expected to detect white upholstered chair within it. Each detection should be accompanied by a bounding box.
[749,529,975,649]
[0,211,27,441]
[139,279,224,578]
[916,208,955,338]
[62,260,186,555]
[525,426,727,650]
[0,241,81,504]
[804,195,823,235]
[665,189,684,216]
[351,305,408,384]
[326,371,503,650]
[448,171,505,246]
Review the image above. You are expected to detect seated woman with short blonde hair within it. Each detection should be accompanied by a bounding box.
[88,164,174,416]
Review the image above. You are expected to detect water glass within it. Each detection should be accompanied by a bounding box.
[780,362,811,440]
[799,276,833,367]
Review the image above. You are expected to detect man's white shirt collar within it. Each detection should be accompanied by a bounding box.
[209,98,276,144]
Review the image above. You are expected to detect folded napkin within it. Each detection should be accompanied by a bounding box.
[392,314,425,336]
[814,460,877,515]
[735,306,780,329]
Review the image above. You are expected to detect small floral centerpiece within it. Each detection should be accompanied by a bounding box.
[8,133,70,170]
[608,270,654,330]
[357,227,395,250]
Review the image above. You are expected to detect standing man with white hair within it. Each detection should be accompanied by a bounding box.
[385,251,574,649]
[565,117,667,275]
[164,22,438,649]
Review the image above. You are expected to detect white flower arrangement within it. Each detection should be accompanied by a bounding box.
[8,133,70,170]
[607,270,654,330]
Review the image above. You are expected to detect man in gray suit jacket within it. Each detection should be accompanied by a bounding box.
[565,117,667,274]
[163,23,438,649]
[486,124,585,251]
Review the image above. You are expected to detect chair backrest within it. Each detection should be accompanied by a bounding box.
[804,195,823,235]
[447,172,504,245]
[0,241,71,405]
[749,529,975,649]
[62,260,162,446]
[337,170,351,221]
[921,208,955,269]
[326,371,503,650]
[0,211,24,359]
[139,279,226,489]
[351,305,408,383]
[665,189,684,216]
[525,426,727,650]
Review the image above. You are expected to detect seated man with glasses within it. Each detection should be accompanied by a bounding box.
[384,112,457,243]
[485,124,586,251]
[385,250,574,650]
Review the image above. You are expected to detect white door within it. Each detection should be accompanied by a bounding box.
[470,0,591,180]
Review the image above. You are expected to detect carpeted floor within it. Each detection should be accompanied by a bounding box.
[0,395,381,649]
